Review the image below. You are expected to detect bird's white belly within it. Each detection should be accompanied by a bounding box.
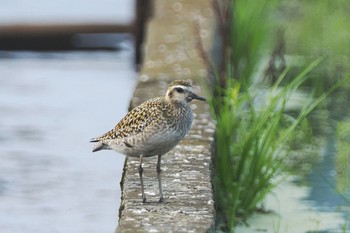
[109,126,187,157]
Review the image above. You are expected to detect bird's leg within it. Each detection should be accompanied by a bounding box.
[157,154,164,203]
[138,155,146,203]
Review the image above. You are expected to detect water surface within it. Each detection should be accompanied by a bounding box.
[0,50,137,233]
[0,0,134,24]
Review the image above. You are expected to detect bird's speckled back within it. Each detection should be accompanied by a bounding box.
[90,79,205,157]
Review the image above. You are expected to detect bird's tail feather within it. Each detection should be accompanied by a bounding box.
[90,138,99,143]
[90,138,110,152]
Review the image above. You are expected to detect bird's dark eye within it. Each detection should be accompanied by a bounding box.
[175,87,184,93]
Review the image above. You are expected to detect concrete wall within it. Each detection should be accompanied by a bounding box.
[117,1,216,232]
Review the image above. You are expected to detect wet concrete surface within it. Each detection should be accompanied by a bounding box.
[0,51,136,233]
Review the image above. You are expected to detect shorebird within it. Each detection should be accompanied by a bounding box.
[90,80,206,203]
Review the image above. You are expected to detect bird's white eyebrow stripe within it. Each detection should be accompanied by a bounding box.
[171,85,193,90]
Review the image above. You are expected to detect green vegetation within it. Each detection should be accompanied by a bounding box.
[207,0,350,232]
[335,120,350,194]
[210,58,337,231]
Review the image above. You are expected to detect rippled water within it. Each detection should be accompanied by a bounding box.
[0,51,137,233]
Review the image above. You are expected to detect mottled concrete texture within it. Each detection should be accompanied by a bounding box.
[117,0,216,232]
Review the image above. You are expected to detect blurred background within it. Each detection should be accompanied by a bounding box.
[0,1,139,232]
[2,1,350,233]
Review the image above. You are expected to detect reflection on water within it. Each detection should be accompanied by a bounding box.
[306,130,348,208]
[236,91,350,233]
[0,51,136,233]
[304,119,350,232]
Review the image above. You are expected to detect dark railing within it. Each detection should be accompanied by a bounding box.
[0,0,152,65]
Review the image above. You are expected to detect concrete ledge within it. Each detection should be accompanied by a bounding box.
[117,1,216,232]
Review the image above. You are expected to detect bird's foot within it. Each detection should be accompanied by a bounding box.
[158,196,164,203]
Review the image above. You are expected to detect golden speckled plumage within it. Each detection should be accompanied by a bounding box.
[90,96,193,155]
[100,97,169,140]
[90,79,206,203]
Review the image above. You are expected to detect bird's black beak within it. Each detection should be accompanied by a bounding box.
[190,93,206,101]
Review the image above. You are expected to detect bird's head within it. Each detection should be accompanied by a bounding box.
[165,80,206,104]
